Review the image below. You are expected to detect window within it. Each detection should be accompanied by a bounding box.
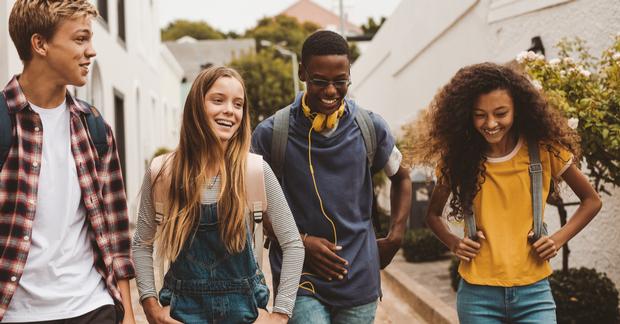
[117,0,126,43]
[96,0,108,23]
[114,89,126,185]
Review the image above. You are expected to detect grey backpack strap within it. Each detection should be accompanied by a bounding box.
[0,92,12,171]
[527,138,546,243]
[465,210,478,241]
[271,106,291,180]
[354,108,377,168]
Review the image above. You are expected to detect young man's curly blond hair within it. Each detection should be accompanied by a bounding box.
[9,0,98,62]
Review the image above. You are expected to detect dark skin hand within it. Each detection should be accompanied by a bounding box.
[376,166,412,269]
[303,235,348,280]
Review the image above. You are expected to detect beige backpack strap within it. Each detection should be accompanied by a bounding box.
[148,153,172,290]
[246,153,267,269]
[150,153,172,225]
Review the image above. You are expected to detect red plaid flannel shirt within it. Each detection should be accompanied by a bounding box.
[0,76,135,320]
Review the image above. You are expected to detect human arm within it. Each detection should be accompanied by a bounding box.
[131,169,180,324]
[425,183,484,262]
[118,279,136,324]
[533,164,602,260]
[376,165,412,269]
[262,162,304,319]
[101,126,135,281]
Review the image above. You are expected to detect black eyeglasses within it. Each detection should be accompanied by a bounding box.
[306,78,352,89]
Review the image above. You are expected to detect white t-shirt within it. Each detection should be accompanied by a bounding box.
[2,100,113,322]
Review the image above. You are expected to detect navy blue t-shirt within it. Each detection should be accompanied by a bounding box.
[251,93,395,307]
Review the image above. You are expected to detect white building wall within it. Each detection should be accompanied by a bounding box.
[352,0,620,288]
[1,0,183,223]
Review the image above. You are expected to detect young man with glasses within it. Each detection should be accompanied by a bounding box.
[252,30,411,323]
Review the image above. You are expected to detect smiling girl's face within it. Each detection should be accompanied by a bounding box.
[472,89,516,148]
[203,76,245,149]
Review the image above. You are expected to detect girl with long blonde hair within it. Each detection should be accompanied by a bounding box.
[132,66,304,323]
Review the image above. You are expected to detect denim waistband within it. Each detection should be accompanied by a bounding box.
[164,271,263,294]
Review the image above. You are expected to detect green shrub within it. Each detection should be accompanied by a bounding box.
[402,228,448,262]
[449,257,461,292]
[550,267,619,324]
[152,147,172,160]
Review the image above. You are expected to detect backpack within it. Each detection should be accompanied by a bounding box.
[149,152,268,271]
[0,92,108,171]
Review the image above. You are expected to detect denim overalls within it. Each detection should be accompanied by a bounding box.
[159,203,270,323]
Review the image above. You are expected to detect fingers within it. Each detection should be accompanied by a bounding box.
[453,236,482,262]
[308,259,343,280]
[476,230,486,240]
[533,236,557,260]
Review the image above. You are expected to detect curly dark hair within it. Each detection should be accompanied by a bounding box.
[413,62,580,220]
[301,30,350,66]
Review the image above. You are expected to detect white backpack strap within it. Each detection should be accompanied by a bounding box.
[148,153,172,291]
[246,153,268,269]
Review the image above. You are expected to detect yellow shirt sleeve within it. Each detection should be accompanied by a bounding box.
[544,143,574,179]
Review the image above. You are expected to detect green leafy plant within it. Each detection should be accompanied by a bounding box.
[402,228,448,262]
[518,35,620,193]
[549,267,619,324]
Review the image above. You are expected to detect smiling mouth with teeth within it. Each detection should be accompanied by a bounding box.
[321,98,338,105]
[215,119,234,127]
[484,128,501,135]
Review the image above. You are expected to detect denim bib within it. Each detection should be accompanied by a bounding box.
[159,203,270,323]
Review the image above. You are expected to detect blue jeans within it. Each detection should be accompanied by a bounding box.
[159,204,270,324]
[289,296,377,324]
[457,278,556,323]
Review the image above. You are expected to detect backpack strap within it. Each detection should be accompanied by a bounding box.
[354,108,377,169]
[77,99,108,160]
[271,106,291,181]
[0,92,12,171]
[527,138,547,243]
[464,138,547,242]
[246,153,268,269]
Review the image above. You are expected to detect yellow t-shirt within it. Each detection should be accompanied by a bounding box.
[447,137,573,286]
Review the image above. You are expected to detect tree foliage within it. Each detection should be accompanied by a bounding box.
[518,35,620,192]
[361,17,386,37]
[161,19,226,41]
[229,50,295,129]
[244,15,319,58]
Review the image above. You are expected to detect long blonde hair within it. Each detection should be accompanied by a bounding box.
[155,66,251,262]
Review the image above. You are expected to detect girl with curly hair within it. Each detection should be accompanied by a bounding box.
[420,62,602,323]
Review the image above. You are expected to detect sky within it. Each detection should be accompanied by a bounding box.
[158,0,401,34]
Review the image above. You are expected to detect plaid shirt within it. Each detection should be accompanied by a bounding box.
[0,76,135,320]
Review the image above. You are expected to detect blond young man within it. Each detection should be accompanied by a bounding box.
[0,1,135,323]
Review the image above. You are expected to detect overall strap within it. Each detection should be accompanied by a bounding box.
[271,105,291,181]
[246,153,268,269]
[527,138,546,242]
[0,92,12,171]
[354,108,377,168]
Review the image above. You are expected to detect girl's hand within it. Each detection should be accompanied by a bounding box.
[532,234,558,261]
[142,298,182,324]
[450,231,485,262]
[254,309,288,323]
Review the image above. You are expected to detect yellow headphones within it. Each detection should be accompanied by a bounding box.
[301,92,345,132]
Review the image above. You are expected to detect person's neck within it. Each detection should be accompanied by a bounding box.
[486,131,519,158]
[19,66,67,109]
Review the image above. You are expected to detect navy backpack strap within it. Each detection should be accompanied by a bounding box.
[271,105,291,181]
[77,99,108,160]
[0,92,13,171]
